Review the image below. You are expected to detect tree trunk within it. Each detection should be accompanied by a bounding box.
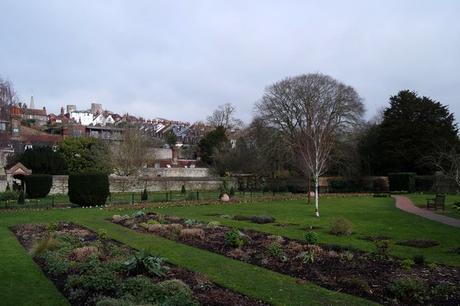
[314,175,319,217]
[307,177,311,205]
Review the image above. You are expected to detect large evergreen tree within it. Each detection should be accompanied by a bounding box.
[361,90,459,175]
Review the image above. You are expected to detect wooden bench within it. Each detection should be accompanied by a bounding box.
[426,194,445,211]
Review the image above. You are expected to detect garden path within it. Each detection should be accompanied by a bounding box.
[393,195,460,228]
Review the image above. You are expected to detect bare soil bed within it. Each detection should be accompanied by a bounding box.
[12,222,266,306]
[114,212,460,305]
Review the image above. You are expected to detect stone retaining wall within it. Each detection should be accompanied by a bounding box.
[48,175,232,195]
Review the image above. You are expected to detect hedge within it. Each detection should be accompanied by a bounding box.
[415,176,435,192]
[68,173,109,206]
[24,174,52,198]
[388,172,416,192]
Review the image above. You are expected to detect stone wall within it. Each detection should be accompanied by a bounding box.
[47,175,232,195]
[141,167,211,178]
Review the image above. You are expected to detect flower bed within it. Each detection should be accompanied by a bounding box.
[114,212,460,305]
[11,222,266,306]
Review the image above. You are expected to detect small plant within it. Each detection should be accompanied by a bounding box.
[219,214,232,219]
[141,188,148,201]
[17,191,25,205]
[329,217,353,236]
[374,239,390,258]
[184,219,199,227]
[296,251,315,264]
[181,185,186,194]
[31,236,59,256]
[229,186,235,197]
[123,250,169,277]
[224,229,245,248]
[342,250,354,261]
[401,258,415,270]
[179,228,205,240]
[388,277,427,304]
[412,254,425,266]
[453,202,460,210]
[427,262,438,269]
[266,242,284,259]
[46,222,59,232]
[304,231,318,245]
[206,221,220,228]
[97,228,108,240]
[132,210,146,218]
[147,219,160,225]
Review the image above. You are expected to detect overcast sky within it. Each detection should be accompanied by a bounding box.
[1,0,459,123]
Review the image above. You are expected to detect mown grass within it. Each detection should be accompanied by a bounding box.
[407,193,460,219]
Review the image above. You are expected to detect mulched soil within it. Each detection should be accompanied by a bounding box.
[116,213,460,306]
[396,239,440,248]
[11,222,266,306]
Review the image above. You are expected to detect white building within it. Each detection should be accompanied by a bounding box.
[70,110,94,125]
[92,113,115,126]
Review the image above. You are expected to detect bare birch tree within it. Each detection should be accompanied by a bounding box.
[430,149,460,192]
[257,73,364,217]
[207,103,243,130]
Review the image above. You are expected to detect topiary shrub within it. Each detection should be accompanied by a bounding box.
[229,186,235,197]
[304,231,319,245]
[0,190,19,201]
[17,191,25,204]
[141,188,148,201]
[181,185,186,194]
[24,174,52,198]
[68,173,109,207]
[329,217,353,236]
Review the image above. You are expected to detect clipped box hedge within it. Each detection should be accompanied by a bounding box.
[24,174,52,198]
[388,172,416,192]
[68,173,109,206]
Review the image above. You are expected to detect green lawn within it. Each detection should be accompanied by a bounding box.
[0,195,459,305]
[407,193,460,219]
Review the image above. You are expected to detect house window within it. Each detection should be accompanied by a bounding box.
[25,144,33,150]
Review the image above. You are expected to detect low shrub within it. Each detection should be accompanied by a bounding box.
[266,242,285,259]
[17,191,25,204]
[206,221,220,228]
[304,231,318,245]
[0,190,19,201]
[224,229,245,248]
[132,211,145,218]
[123,250,169,277]
[413,254,425,265]
[401,259,415,270]
[31,235,59,256]
[179,228,205,240]
[374,239,391,258]
[229,186,235,197]
[388,172,416,192]
[296,251,315,264]
[388,277,427,304]
[250,215,276,224]
[329,217,353,236]
[141,188,148,201]
[68,173,109,207]
[24,174,52,198]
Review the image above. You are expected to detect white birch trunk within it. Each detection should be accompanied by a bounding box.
[314,174,319,217]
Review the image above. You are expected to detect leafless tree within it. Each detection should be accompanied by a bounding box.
[257,73,364,217]
[0,77,18,120]
[113,127,150,176]
[430,149,460,192]
[207,103,243,130]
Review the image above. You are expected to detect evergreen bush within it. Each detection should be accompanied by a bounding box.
[388,172,416,192]
[68,173,109,206]
[24,174,52,198]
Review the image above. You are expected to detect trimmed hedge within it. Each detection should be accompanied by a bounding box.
[24,174,52,198]
[415,176,435,192]
[388,172,416,192]
[68,173,109,206]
